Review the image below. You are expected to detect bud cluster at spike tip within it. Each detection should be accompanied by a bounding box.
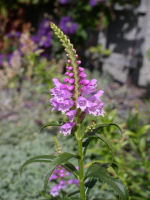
[50,23,104,136]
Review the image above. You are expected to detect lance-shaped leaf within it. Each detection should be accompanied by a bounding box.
[44,152,79,192]
[40,121,64,131]
[85,178,97,197]
[19,155,56,174]
[86,163,129,200]
[83,134,114,161]
[62,162,79,178]
[67,190,80,197]
[86,123,122,137]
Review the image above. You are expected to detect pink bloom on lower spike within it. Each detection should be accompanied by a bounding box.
[68,179,79,185]
[60,122,75,136]
[50,185,59,197]
[49,174,58,181]
[77,96,88,111]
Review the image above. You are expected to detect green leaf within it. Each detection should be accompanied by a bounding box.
[96,123,122,136]
[19,155,55,174]
[67,190,80,197]
[62,162,79,178]
[85,178,97,197]
[86,163,129,200]
[44,152,79,192]
[83,134,114,161]
[40,121,64,131]
[92,135,114,160]
[85,123,122,139]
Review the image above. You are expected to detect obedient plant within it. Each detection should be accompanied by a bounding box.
[20,23,129,200]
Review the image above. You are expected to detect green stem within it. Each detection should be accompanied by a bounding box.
[78,138,86,200]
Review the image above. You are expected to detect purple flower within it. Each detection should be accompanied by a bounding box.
[77,96,88,112]
[60,122,75,136]
[6,31,21,38]
[59,17,78,34]
[38,32,52,48]
[50,185,59,197]
[59,0,68,4]
[49,174,58,181]
[66,110,76,122]
[49,166,79,197]
[89,0,98,7]
[68,179,79,185]
[50,40,104,136]
[32,18,52,49]
[0,54,4,66]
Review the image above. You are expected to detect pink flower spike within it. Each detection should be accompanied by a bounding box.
[77,60,81,65]
[77,96,88,111]
[79,67,84,72]
[60,122,75,136]
[69,73,74,77]
[69,78,75,84]
[75,54,78,58]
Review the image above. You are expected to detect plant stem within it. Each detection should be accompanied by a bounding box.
[78,138,86,200]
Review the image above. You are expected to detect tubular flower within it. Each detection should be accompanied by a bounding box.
[49,166,79,197]
[50,23,104,136]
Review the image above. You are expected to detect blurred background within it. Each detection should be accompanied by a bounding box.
[0,0,150,200]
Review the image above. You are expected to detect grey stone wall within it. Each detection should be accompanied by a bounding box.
[98,0,150,87]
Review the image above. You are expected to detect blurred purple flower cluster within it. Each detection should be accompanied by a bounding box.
[32,18,52,48]
[59,16,78,35]
[89,0,106,7]
[49,165,79,197]
[0,54,4,66]
[59,0,68,4]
